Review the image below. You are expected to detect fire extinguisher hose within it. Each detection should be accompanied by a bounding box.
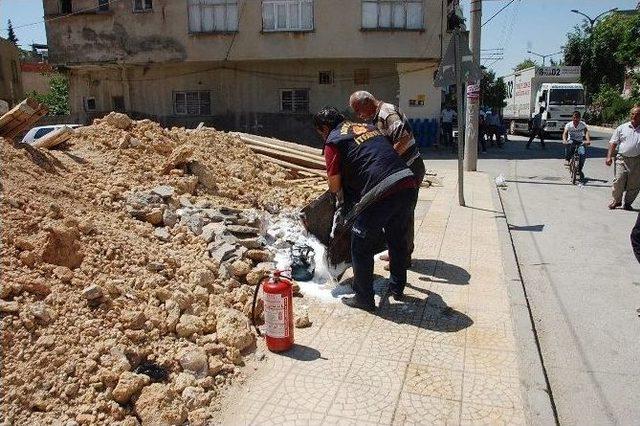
[251,277,266,337]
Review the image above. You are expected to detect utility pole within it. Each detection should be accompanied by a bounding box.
[464,0,481,172]
[454,29,466,207]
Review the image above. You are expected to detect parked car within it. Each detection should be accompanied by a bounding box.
[21,124,82,145]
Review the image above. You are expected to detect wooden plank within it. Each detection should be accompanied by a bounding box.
[242,137,325,164]
[233,132,323,156]
[3,107,49,139]
[0,99,48,140]
[248,144,326,170]
[33,126,75,149]
[256,154,326,177]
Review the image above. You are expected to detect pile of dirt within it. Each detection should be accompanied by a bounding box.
[0,113,324,425]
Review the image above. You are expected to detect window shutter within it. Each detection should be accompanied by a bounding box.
[362,2,377,28]
[407,1,423,29]
[301,1,313,29]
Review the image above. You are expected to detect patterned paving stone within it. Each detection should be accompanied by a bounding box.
[329,382,402,424]
[403,364,463,401]
[392,393,461,425]
[466,326,517,352]
[464,348,519,377]
[411,338,465,371]
[344,356,408,389]
[462,373,523,409]
[251,404,325,425]
[322,415,380,425]
[459,403,527,425]
[266,373,341,413]
[291,351,354,381]
[357,327,418,362]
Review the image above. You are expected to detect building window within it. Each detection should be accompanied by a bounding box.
[112,96,125,111]
[133,0,153,12]
[61,0,72,13]
[174,91,212,115]
[188,0,238,33]
[362,0,424,30]
[280,89,309,112]
[262,0,313,32]
[98,0,109,11]
[85,97,97,111]
[318,71,333,85]
[354,68,370,85]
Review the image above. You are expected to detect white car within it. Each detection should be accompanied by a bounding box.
[21,124,82,145]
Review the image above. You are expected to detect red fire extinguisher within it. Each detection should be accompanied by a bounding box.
[251,270,294,352]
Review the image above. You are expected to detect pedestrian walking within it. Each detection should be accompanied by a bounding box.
[349,91,424,269]
[314,107,417,310]
[606,106,640,210]
[526,107,546,149]
[478,113,487,153]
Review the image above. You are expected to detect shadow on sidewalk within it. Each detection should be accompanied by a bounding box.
[278,344,323,362]
[411,259,471,285]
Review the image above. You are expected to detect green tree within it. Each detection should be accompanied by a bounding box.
[513,58,537,72]
[564,13,640,99]
[7,20,18,45]
[29,75,70,116]
[480,68,506,111]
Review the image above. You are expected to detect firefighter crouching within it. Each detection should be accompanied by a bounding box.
[313,106,418,312]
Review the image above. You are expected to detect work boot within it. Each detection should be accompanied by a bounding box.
[579,171,585,181]
[623,204,634,211]
[342,296,375,312]
[387,287,404,301]
[608,201,622,210]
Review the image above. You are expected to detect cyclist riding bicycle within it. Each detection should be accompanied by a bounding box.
[563,111,591,180]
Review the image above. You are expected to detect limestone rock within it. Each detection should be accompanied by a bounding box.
[216,308,254,351]
[162,209,178,228]
[151,185,175,199]
[179,348,208,378]
[112,372,150,404]
[103,112,133,130]
[245,249,272,262]
[41,226,84,269]
[294,307,312,328]
[230,260,252,278]
[134,384,187,426]
[82,285,104,301]
[176,314,205,338]
[145,209,164,226]
[154,227,171,242]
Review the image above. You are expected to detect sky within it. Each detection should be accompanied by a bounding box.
[0,0,637,77]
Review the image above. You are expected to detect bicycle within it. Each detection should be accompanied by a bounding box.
[567,140,585,185]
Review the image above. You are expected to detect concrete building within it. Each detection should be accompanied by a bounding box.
[21,62,58,95]
[44,0,447,143]
[0,37,24,111]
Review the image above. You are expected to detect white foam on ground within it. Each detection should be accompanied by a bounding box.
[266,212,348,303]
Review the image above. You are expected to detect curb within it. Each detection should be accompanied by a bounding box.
[489,182,559,426]
[588,125,615,134]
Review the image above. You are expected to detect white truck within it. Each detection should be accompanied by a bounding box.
[502,66,586,136]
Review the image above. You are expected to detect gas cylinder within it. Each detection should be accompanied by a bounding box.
[251,271,294,352]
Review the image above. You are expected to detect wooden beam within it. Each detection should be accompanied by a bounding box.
[248,144,326,170]
[33,126,75,149]
[256,154,326,177]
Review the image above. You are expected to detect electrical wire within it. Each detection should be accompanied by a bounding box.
[481,0,518,28]
[1,0,125,32]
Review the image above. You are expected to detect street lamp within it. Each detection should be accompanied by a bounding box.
[527,50,563,67]
[571,8,618,31]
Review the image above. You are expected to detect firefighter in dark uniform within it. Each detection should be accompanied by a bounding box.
[313,106,418,311]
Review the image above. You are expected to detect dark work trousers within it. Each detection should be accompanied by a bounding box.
[632,212,640,263]
[407,158,426,259]
[442,122,453,146]
[527,128,545,148]
[351,188,418,305]
[565,142,586,173]
[478,130,487,152]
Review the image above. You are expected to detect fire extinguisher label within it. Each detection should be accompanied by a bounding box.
[263,292,289,338]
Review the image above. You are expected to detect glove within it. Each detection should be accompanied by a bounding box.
[330,190,345,239]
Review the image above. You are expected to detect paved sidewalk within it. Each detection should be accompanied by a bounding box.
[220,170,530,425]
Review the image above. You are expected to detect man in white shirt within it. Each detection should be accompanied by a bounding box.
[562,111,591,180]
[606,106,640,210]
[441,106,456,147]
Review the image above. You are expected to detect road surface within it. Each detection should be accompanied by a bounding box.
[475,129,640,425]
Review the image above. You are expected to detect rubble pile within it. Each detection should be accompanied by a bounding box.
[0,113,324,425]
